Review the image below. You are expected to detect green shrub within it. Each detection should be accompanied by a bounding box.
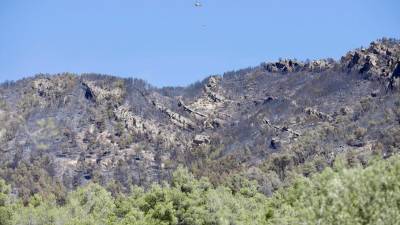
[266,155,400,225]
[3,155,400,225]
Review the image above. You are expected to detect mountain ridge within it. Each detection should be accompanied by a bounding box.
[0,37,399,200]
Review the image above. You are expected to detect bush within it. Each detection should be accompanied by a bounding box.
[0,179,12,225]
[266,155,400,225]
[2,156,400,225]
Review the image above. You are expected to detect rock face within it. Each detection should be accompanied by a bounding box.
[389,62,400,89]
[0,38,400,197]
[82,80,124,102]
[193,134,210,145]
[341,39,400,80]
[304,107,333,121]
[263,59,304,73]
[190,76,226,110]
[262,58,336,73]
[304,59,335,71]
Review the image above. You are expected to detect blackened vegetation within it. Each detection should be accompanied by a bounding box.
[0,39,399,202]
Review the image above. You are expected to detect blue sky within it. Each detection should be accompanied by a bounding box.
[0,0,399,87]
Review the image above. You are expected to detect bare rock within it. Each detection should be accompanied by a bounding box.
[153,100,196,130]
[82,80,124,103]
[304,59,335,71]
[304,107,333,121]
[193,134,210,145]
[263,59,304,73]
[270,139,281,149]
[340,107,353,116]
[347,139,365,147]
[341,40,400,80]
[389,62,400,90]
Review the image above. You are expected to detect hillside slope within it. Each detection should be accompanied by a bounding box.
[0,38,399,200]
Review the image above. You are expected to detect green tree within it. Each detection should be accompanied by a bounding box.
[66,183,116,225]
[266,155,400,225]
[0,179,12,225]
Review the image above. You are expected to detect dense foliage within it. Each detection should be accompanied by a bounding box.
[0,155,399,225]
[266,155,400,225]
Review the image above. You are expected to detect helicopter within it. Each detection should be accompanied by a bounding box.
[194,1,202,7]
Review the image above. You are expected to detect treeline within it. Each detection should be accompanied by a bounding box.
[1,155,400,225]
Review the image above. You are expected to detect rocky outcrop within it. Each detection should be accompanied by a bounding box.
[341,40,400,80]
[270,138,281,149]
[152,100,196,130]
[205,77,225,102]
[304,107,333,121]
[30,76,76,107]
[82,80,124,103]
[389,62,400,90]
[193,134,210,145]
[339,107,354,116]
[178,99,207,118]
[114,104,178,145]
[33,78,57,97]
[342,50,380,76]
[189,76,227,116]
[114,104,146,130]
[259,39,400,78]
[264,119,300,138]
[262,58,337,74]
[263,59,304,73]
[305,59,335,71]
